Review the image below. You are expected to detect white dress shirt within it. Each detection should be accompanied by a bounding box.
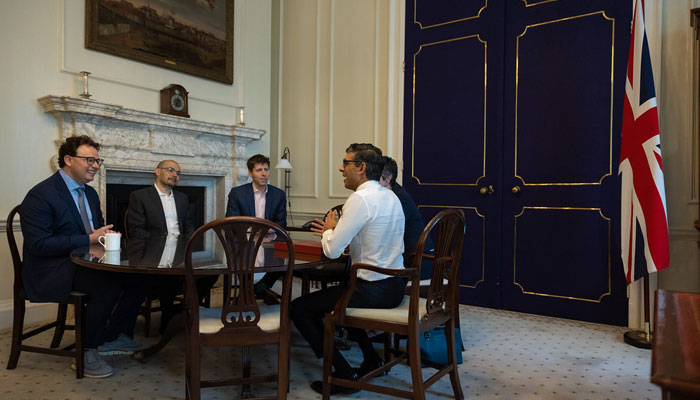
[154,184,180,236]
[321,180,405,281]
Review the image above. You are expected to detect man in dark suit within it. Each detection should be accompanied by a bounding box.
[126,160,193,239]
[126,160,214,332]
[20,135,147,378]
[226,154,287,295]
[379,156,434,277]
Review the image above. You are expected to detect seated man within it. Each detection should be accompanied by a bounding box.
[379,156,434,277]
[291,143,406,395]
[20,135,147,378]
[126,160,216,332]
[225,154,286,297]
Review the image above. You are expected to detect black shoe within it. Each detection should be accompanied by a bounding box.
[354,358,387,377]
[310,373,359,395]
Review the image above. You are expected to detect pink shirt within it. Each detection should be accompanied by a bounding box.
[253,185,267,219]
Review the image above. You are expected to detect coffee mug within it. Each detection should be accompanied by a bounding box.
[100,250,121,265]
[98,232,121,251]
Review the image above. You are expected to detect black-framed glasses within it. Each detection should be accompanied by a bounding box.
[72,155,104,166]
[158,167,181,176]
[342,159,362,167]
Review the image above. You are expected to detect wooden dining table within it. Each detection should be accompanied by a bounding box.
[70,235,344,359]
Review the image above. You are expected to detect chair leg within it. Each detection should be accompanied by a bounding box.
[407,331,426,400]
[241,345,252,398]
[50,303,68,348]
[301,273,310,296]
[142,297,152,338]
[277,338,290,400]
[321,314,335,400]
[74,298,85,379]
[6,299,25,370]
[446,320,464,399]
[185,330,200,400]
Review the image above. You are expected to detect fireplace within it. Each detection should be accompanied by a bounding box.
[38,95,266,228]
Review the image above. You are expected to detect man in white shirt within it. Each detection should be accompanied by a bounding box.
[291,143,406,395]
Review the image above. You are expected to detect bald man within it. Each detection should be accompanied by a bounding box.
[126,160,193,239]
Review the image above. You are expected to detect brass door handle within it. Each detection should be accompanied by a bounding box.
[479,185,494,195]
[512,186,521,194]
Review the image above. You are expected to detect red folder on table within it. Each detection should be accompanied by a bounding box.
[273,240,322,255]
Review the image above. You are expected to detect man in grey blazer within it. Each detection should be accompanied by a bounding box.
[226,154,287,296]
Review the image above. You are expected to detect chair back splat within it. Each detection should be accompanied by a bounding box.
[183,216,295,400]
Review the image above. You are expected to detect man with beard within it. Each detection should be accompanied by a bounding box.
[126,160,215,333]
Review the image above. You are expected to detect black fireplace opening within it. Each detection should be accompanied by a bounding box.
[106,184,206,240]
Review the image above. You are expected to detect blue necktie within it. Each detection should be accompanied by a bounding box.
[76,187,92,233]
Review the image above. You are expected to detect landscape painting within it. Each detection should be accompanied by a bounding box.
[85,0,234,84]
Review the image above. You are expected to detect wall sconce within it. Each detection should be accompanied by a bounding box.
[275,146,293,223]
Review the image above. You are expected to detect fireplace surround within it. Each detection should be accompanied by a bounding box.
[38,95,265,224]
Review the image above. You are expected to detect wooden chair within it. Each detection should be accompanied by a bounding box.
[5,205,87,379]
[183,216,295,400]
[321,208,466,399]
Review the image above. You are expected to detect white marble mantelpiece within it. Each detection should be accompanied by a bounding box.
[38,95,265,221]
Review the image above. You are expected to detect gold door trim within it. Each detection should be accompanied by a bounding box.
[414,0,487,30]
[412,34,487,186]
[418,205,485,289]
[513,206,611,303]
[522,0,558,7]
[514,11,615,186]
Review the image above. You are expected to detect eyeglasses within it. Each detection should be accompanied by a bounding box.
[158,167,181,176]
[72,155,104,166]
[342,159,363,167]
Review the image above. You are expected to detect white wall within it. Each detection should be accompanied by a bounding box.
[0,0,272,330]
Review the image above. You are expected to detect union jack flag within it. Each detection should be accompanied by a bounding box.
[619,0,669,284]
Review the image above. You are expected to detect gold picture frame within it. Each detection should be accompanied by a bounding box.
[85,0,234,84]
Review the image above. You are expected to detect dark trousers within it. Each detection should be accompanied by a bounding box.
[72,267,149,349]
[290,276,406,377]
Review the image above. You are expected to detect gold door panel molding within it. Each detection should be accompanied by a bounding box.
[522,0,558,7]
[515,11,614,186]
[513,206,611,303]
[419,205,485,288]
[414,0,486,30]
[412,34,487,186]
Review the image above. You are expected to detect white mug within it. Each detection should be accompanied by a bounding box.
[100,250,121,265]
[98,232,121,251]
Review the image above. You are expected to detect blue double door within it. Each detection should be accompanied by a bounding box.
[403,0,631,325]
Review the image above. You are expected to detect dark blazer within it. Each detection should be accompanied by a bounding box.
[20,171,104,302]
[392,183,433,255]
[225,183,287,227]
[126,185,193,239]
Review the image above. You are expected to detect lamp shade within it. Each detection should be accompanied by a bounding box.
[275,158,293,169]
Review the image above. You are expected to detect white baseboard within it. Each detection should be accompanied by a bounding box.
[0,299,59,331]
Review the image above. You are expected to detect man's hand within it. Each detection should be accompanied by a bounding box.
[89,224,115,244]
[310,210,338,237]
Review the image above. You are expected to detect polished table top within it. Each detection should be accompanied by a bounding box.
[70,235,335,275]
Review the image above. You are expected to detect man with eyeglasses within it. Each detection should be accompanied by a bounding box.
[290,143,406,395]
[20,135,147,378]
[126,160,193,239]
[125,160,215,333]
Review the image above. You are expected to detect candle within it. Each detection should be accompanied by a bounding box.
[79,71,92,99]
[238,107,245,126]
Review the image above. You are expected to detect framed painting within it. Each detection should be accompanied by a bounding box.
[85,0,234,84]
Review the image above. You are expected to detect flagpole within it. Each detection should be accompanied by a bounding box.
[623,274,652,349]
